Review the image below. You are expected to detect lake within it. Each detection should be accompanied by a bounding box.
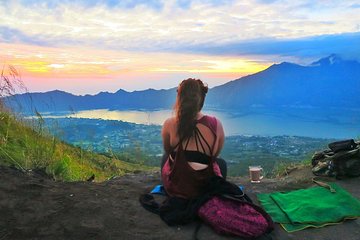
[38,108,360,139]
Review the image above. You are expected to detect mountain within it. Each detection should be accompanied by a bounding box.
[5,88,177,113]
[4,55,360,113]
[206,54,360,109]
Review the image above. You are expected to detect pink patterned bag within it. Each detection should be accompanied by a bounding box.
[197,195,273,238]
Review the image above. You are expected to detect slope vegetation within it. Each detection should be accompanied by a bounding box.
[0,106,150,181]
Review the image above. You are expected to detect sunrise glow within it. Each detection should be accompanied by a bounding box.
[1,1,359,94]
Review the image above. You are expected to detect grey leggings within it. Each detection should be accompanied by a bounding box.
[161,154,227,179]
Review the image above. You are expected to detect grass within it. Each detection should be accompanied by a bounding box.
[271,155,313,178]
[0,108,152,181]
[0,64,155,178]
[0,65,152,181]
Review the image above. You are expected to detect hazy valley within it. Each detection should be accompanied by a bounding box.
[3,55,360,176]
[34,117,335,176]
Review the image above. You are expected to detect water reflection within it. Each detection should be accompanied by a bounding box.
[38,108,360,139]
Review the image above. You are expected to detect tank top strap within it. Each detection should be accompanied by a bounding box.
[172,115,218,156]
[195,115,218,157]
[194,127,213,156]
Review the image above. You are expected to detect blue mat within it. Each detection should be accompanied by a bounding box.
[150,185,244,195]
[150,185,166,195]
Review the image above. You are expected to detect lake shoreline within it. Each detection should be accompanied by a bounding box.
[24,107,359,139]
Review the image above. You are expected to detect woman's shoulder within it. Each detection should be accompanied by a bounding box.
[163,116,176,124]
[203,115,219,122]
[163,116,177,130]
[197,115,219,131]
[201,115,224,136]
[200,114,220,121]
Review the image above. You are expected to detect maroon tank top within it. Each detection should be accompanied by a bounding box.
[161,115,219,199]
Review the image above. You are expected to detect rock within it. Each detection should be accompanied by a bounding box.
[0,165,359,240]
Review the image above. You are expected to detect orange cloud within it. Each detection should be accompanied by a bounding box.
[0,42,271,93]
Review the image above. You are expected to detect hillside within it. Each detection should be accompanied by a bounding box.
[1,75,359,239]
[0,106,150,181]
[0,165,359,240]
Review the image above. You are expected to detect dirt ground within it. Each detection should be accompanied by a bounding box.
[0,165,359,240]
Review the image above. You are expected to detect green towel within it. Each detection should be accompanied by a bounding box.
[257,183,360,232]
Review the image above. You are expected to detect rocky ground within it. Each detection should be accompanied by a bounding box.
[0,165,359,240]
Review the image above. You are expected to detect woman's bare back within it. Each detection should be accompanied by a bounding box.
[162,114,225,170]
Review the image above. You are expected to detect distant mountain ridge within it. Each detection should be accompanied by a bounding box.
[207,54,360,110]
[5,55,360,113]
[6,88,177,113]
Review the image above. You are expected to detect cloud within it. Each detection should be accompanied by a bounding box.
[256,0,278,4]
[1,0,360,60]
[104,0,164,10]
[350,4,360,8]
[181,32,360,61]
[0,26,49,46]
[18,0,164,10]
[18,0,235,10]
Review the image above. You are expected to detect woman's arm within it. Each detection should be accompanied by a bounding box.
[161,118,172,155]
[214,119,225,157]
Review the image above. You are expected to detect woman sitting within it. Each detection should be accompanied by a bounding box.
[161,78,227,199]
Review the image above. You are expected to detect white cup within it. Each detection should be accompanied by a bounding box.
[249,166,264,183]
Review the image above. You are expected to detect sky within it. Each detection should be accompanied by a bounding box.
[1,0,360,95]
